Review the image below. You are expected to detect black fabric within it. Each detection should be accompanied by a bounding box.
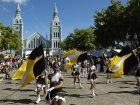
[36,76,46,84]
[71,71,80,76]
[33,44,45,78]
[106,68,114,73]
[117,45,138,75]
[135,69,140,76]
[77,52,87,62]
[87,72,97,80]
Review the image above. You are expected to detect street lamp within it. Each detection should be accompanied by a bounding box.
[126,33,138,49]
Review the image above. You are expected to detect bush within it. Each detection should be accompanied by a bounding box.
[0,54,4,59]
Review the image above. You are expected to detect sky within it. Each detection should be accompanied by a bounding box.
[0,0,128,40]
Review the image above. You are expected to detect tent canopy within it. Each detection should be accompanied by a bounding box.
[92,48,112,57]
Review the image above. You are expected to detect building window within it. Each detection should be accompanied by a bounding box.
[29,44,30,48]
[31,41,33,48]
[56,32,57,37]
[54,32,55,37]
[54,42,55,48]
[56,41,57,48]
[34,39,35,48]
[58,32,59,37]
[56,23,57,25]
[17,27,18,29]
[17,21,18,23]
[58,42,59,48]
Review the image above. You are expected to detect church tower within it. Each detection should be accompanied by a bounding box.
[12,3,24,56]
[50,3,62,52]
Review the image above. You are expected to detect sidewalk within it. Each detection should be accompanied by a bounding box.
[0,70,139,105]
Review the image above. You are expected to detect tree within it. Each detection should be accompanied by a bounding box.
[93,0,140,48]
[93,0,126,49]
[0,23,22,51]
[60,27,96,51]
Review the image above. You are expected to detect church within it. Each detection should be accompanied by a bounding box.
[12,3,62,58]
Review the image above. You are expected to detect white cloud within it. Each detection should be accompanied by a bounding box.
[0,4,9,12]
[2,0,29,5]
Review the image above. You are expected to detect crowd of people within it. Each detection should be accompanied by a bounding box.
[0,54,24,80]
[1,51,140,105]
[39,51,140,105]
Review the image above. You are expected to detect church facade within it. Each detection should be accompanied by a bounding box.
[12,3,62,57]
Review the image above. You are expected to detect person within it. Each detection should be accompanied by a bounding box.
[71,63,82,89]
[105,60,114,84]
[87,59,97,98]
[4,65,12,80]
[81,60,88,78]
[35,71,47,104]
[46,62,68,105]
[96,57,101,72]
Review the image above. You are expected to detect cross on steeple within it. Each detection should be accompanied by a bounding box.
[36,25,38,32]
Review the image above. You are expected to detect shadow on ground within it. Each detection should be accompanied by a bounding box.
[0,99,32,104]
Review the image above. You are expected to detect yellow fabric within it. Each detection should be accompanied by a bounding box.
[133,49,137,54]
[109,53,131,78]
[108,56,115,62]
[12,59,34,80]
[20,56,43,87]
[63,49,78,56]
[0,77,3,81]
[64,52,86,73]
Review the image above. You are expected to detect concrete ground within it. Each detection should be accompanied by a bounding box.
[0,69,140,105]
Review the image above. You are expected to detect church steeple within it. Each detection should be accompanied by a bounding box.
[15,3,21,18]
[12,3,23,57]
[50,3,62,52]
[53,3,59,21]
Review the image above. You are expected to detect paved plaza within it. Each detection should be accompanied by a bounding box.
[0,69,140,105]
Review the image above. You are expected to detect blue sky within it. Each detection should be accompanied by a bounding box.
[0,0,127,40]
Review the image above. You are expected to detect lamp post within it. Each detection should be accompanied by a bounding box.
[126,33,138,49]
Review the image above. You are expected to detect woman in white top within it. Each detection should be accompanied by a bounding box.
[87,59,97,98]
[71,63,82,89]
[46,62,68,105]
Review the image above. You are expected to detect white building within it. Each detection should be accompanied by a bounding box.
[12,3,62,57]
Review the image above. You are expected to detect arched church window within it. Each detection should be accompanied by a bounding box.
[58,42,59,48]
[29,44,30,48]
[56,32,57,37]
[54,42,55,48]
[31,41,33,48]
[34,39,35,48]
[56,41,57,48]
[58,32,59,37]
[17,27,18,29]
[56,23,57,25]
[17,21,18,23]
[54,32,55,37]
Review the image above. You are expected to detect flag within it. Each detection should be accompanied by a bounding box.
[12,47,38,80]
[109,53,132,78]
[117,45,138,75]
[18,43,45,87]
[63,49,79,57]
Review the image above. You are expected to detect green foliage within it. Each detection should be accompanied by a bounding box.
[0,23,22,51]
[93,0,140,49]
[60,27,96,51]
[0,54,4,59]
